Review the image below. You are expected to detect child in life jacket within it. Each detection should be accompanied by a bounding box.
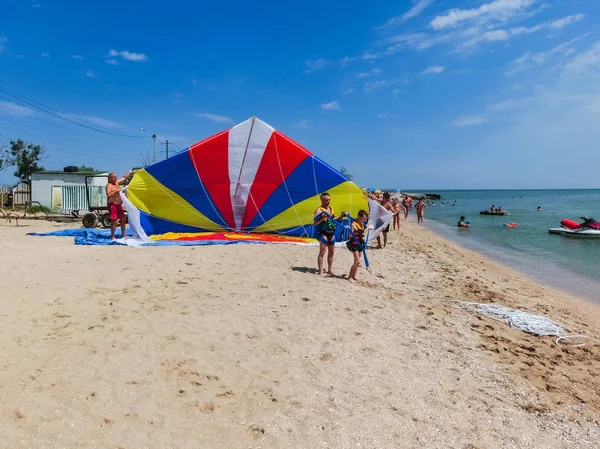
[346,210,369,283]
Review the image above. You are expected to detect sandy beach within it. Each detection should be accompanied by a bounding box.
[0,218,599,448]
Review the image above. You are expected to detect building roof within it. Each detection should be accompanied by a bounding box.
[32,170,108,175]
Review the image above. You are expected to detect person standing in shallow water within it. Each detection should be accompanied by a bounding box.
[415,199,425,225]
[106,171,136,240]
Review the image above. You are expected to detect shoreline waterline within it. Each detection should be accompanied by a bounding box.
[424,217,600,303]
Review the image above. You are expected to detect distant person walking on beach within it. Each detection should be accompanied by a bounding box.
[415,199,425,225]
[314,192,337,276]
[106,171,137,240]
[402,195,411,220]
[346,210,369,283]
[392,198,404,231]
[376,192,394,247]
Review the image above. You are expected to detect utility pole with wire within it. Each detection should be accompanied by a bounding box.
[152,133,157,163]
[159,140,171,159]
[140,128,157,163]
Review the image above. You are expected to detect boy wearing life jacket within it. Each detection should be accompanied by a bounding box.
[346,210,369,283]
[314,192,337,276]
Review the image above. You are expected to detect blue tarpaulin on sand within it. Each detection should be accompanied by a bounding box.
[27,229,280,246]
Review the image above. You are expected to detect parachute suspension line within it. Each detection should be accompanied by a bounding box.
[228,124,281,235]
[188,149,233,231]
[273,134,312,238]
[233,116,255,198]
[311,156,319,200]
[459,302,589,346]
[139,171,225,231]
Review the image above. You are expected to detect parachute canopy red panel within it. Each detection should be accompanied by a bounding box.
[127,117,367,238]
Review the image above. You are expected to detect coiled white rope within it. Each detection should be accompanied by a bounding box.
[460,302,589,347]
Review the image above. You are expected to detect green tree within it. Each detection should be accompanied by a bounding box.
[0,140,11,171]
[338,166,353,181]
[137,151,155,168]
[78,165,95,171]
[10,139,45,181]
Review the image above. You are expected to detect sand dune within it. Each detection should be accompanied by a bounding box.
[0,219,598,448]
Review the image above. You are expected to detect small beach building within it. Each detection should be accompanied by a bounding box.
[31,167,108,213]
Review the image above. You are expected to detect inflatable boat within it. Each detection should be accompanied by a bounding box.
[480,210,508,216]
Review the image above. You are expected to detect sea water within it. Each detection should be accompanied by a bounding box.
[416,189,600,302]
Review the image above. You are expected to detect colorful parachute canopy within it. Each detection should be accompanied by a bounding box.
[127,117,368,238]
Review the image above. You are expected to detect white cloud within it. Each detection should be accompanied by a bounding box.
[403,0,435,21]
[107,49,147,62]
[0,36,8,53]
[41,52,50,58]
[321,101,340,110]
[85,69,95,78]
[191,78,197,86]
[552,13,584,29]
[106,59,118,65]
[431,0,535,30]
[379,0,435,28]
[63,114,123,129]
[457,13,584,52]
[195,113,233,123]
[392,89,401,95]
[32,3,40,8]
[508,34,594,75]
[340,56,357,66]
[451,115,488,127]
[72,55,84,60]
[342,88,355,95]
[422,65,445,74]
[365,79,394,92]
[357,68,382,78]
[387,33,428,46]
[376,114,388,118]
[305,58,328,72]
[564,40,600,76]
[361,52,380,60]
[293,119,311,129]
[0,100,36,116]
[488,98,530,111]
[485,29,511,41]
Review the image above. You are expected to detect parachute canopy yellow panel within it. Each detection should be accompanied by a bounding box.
[127,117,367,238]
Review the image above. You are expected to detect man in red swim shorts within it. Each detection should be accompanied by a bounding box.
[106,171,136,240]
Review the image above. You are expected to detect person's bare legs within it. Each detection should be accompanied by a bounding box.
[348,252,360,282]
[120,219,126,239]
[376,235,382,248]
[317,241,327,275]
[326,245,335,275]
[110,220,117,240]
[383,231,388,247]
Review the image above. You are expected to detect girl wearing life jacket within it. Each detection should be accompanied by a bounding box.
[346,210,369,283]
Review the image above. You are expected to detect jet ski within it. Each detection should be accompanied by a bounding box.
[548,216,600,237]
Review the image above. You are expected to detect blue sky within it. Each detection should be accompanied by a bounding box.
[1,0,599,189]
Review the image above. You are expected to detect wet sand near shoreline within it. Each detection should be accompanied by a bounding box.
[0,219,599,448]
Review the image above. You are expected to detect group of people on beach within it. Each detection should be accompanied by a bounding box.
[314,190,426,281]
[313,192,368,282]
